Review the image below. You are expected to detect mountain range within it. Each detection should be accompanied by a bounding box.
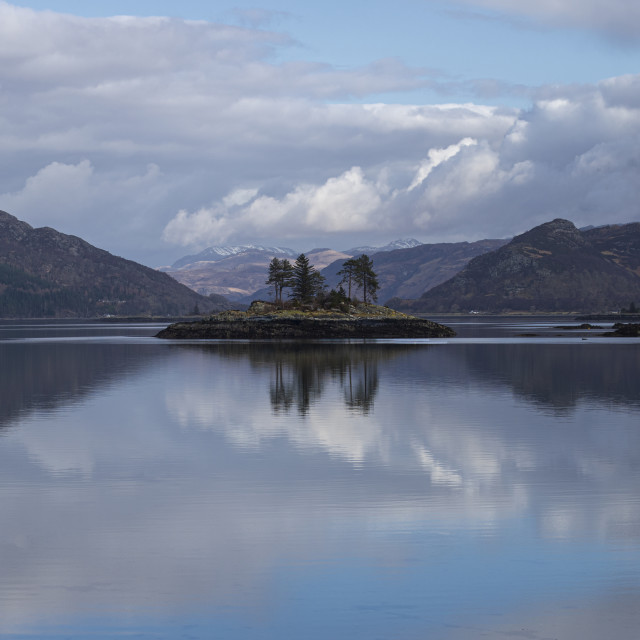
[161,239,424,300]
[1,209,638,318]
[392,219,640,313]
[0,210,229,318]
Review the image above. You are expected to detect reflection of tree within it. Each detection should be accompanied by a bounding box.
[267,345,383,415]
[269,353,324,415]
[341,355,379,414]
[185,342,413,415]
[270,359,294,412]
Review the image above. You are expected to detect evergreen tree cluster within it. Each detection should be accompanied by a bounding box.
[266,253,379,309]
[337,255,379,304]
[266,254,326,307]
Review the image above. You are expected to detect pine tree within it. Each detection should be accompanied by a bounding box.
[353,254,379,304]
[266,257,293,305]
[337,257,359,300]
[291,254,325,305]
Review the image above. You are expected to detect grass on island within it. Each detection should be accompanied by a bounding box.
[207,300,417,322]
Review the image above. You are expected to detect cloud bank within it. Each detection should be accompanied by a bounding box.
[0,3,639,264]
[164,84,640,248]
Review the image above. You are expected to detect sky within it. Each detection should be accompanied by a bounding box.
[1,1,640,266]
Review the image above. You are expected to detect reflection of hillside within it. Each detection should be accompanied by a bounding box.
[460,344,640,413]
[389,343,640,413]
[0,342,165,430]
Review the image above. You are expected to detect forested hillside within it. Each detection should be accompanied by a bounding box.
[0,210,228,318]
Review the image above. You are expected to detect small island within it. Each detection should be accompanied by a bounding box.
[156,301,455,339]
[157,253,455,339]
[603,322,640,337]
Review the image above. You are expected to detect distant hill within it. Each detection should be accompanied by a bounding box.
[0,210,228,318]
[322,238,508,303]
[394,219,640,313]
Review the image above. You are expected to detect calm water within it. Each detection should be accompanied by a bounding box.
[0,318,639,639]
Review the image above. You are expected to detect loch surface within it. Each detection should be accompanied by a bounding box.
[0,318,638,639]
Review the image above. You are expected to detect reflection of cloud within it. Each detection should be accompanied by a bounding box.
[412,442,462,486]
[161,345,640,547]
[166,372,386,463]
[16,412,96,476]
[0,476,340,632]
[1,342,639,634]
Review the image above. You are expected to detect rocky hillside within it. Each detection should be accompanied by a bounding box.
[0,210,229,318]
[395,219,640,313]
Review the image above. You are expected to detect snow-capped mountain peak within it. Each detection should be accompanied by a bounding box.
[345,238,422,255]
[170,245,297,269]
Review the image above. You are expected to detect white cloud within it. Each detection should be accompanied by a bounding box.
[163,166,385,247]
[0,3,639,264]
[164,78,640,246]
[1,159,173,255]
[222,188,259,208]
[2,160,95,219]
[408,137,477,190]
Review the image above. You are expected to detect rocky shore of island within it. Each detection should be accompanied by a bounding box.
[156,301,456,339]
[603,322,640,337]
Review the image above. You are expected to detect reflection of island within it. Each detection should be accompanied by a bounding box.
[268,345,381,414]
[171,342,409,415]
